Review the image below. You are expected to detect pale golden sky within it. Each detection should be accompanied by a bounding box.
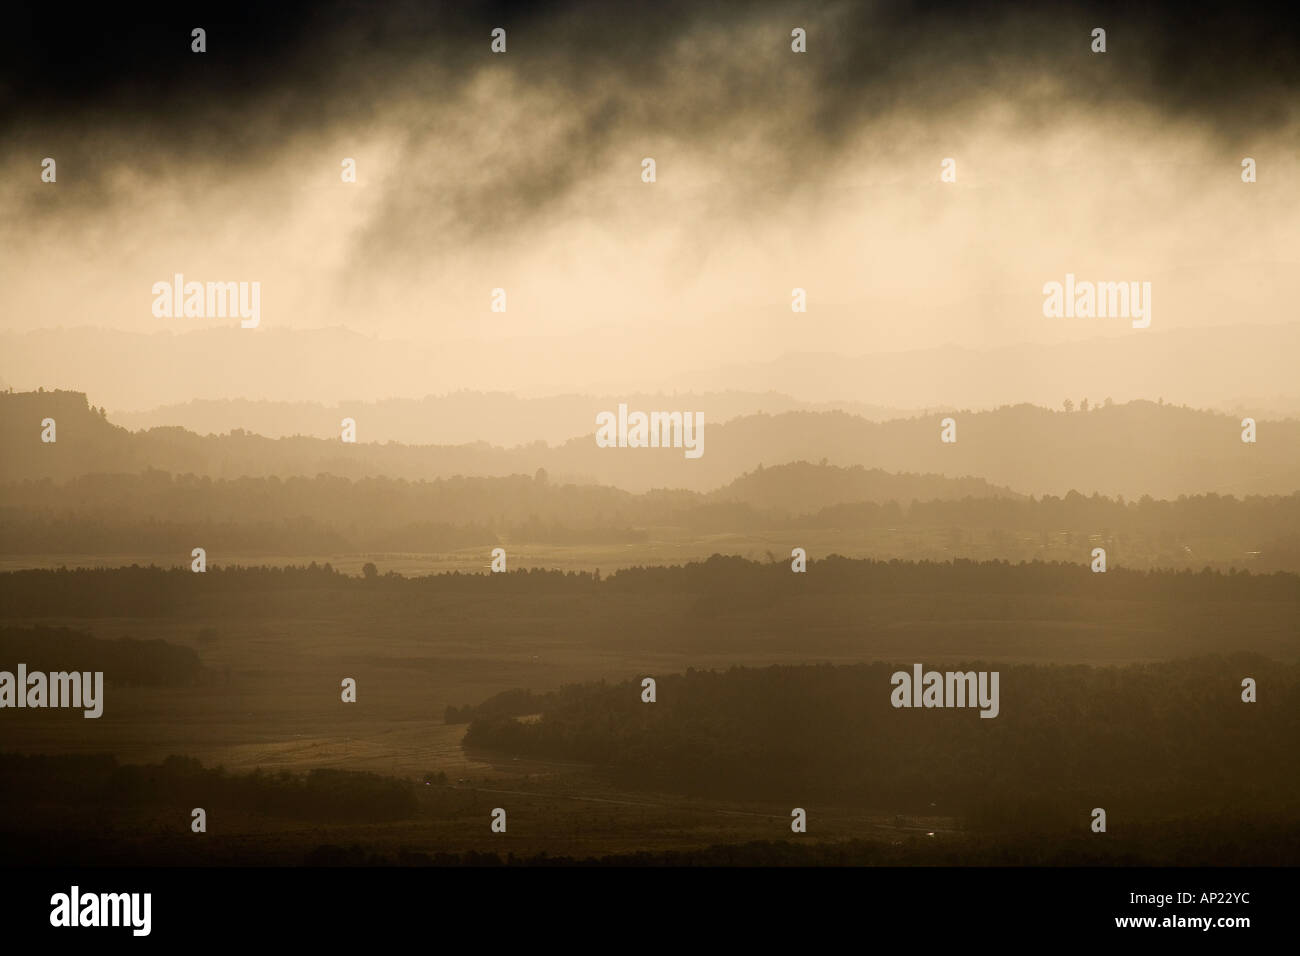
[2,3,1296,401]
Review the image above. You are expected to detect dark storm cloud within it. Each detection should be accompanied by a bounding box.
[2,0,1295,261]
[5,0,1297,150]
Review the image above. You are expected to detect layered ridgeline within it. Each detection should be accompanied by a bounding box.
[110,392,919,446]
[3,389,1298,498]
[4,391,1300,569]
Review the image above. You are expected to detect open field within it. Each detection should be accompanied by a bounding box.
[2,560,1296,772]
[0,524,1284,576]
[2,559,1296,865]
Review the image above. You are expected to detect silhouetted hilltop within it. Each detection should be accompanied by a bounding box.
[712,461,1022,512]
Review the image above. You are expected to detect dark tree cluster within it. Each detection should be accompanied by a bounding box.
[463,657,1299,829]
[0,625,203,685]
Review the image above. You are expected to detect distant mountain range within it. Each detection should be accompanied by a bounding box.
[666,323,1300,409]
[107,391,919,446]
[3,389,1297,499]
[3,323,1299,413]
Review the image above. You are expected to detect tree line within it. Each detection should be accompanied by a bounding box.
[3,471,1300,562]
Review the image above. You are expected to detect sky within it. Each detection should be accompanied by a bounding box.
[2,0,1297,402]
